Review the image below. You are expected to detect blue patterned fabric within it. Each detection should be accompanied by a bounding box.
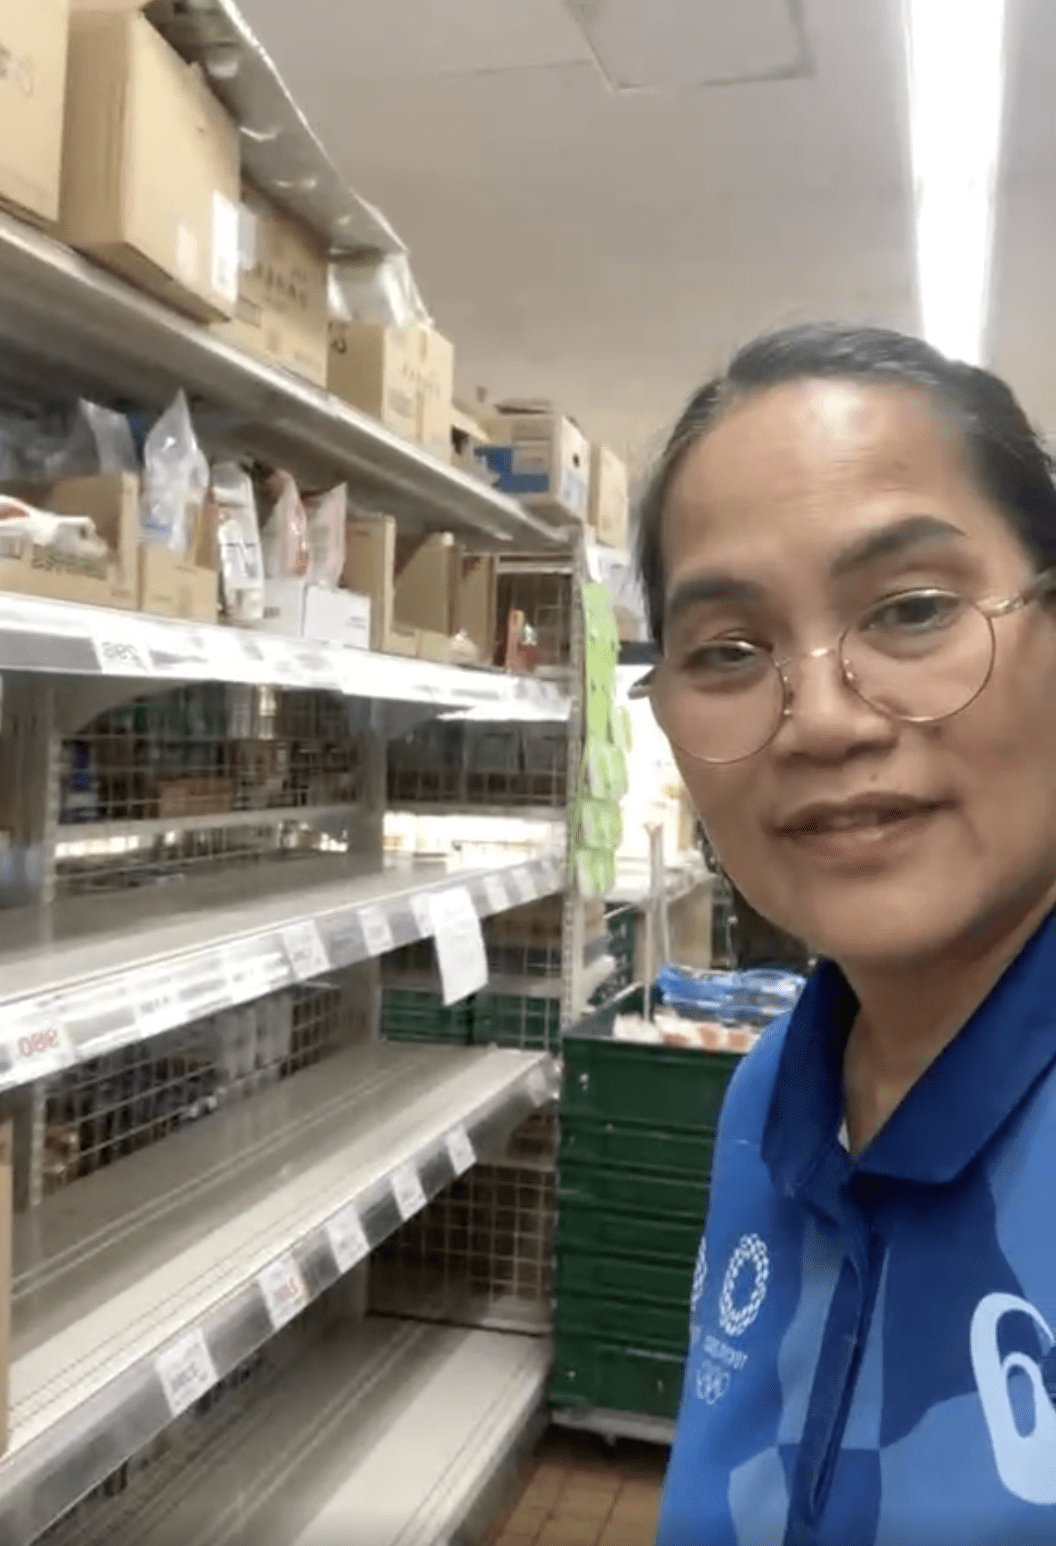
[656,914,1056,1545]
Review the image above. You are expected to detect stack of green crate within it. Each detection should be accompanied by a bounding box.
[380,987,474,1044]
[473,993,561,1052]
[551,1028,741,1423]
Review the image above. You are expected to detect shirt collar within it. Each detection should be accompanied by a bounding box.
[761,912,1056,1194]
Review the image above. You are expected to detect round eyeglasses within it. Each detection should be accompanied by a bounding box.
[630,574,1056,766]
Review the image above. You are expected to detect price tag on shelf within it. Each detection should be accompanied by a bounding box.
[223,949,275,1006]
[91,626,153,677]
[510,869,538,905]
[409,892,435,938]
[126,970,183,1039]
[391,1164,427,1222]
[281,921,330,982]
[325,1203,370,1275]
[528,1069,550,1106]
[0,1003,73,1081]
[483,875,510,915]
[357,906,394,959]
[431,887,489,1007]
[446,1125,476,1177]
[155,1328,218,1418]
[258,1255,309,1331]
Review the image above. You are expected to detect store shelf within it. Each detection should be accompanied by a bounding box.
[0,591,570,721]
[0,853,565,1091]
[609,854,711,907]
[47,1316,548,1546]
[0,211,561,552]
[1,1041,556,1544]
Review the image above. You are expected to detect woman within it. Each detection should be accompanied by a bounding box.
[632,324,1056,1544]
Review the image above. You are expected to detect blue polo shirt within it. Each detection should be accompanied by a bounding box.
[657,914,1056,1545]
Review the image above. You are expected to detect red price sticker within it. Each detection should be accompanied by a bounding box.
[258,1255,308,1331]
[1,1005,72,1080]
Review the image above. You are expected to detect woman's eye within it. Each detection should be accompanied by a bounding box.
[682,640,767,682]
[861,590,964,634]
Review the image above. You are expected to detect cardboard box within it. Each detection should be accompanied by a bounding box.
[394,532,459,638]
[589,445,629,550]
[139,497,218,623]
[61,5,240,321]
[158,779,234,819]
[343,512,395,651]
[478,409,589,524]
[0,0,69,225]
[213,184,328,386]
[328,324,455,463]
[0,474,138,609]
[416,628,452,664]
[383,625,419,658]
[459,555,497,663]
[258,579,371,649]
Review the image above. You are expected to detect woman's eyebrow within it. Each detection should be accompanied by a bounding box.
[664,573,765,623]
[828,514,967,578]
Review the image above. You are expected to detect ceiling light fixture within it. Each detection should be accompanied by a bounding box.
[902,0,1008,364]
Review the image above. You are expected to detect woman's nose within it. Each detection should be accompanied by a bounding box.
[774,644,898,760]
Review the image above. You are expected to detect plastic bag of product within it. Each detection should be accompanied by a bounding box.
[258,468,309,580]
[328,252,431,328]
[303,483,346,588]
[0,494,108,560]
[140,391,208,553]
[211,462,265,624]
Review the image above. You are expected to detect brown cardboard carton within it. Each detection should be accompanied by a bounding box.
[459,555,497,663]
[416,629,452,664]
[589,445,629,549]
[213,184,329,386]
[342,512,395,651]
[394,533,459,638]
[139,496,218,623]
[328,324,455,462]
[383,625,419,658]
[0,474,138,609]
[479,408,589,524]
[60,6,240,321]
[0,0,69,225]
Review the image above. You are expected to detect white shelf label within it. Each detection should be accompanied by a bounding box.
[223,950,275,1006]
[446,1126,476,1177]
[127,971,183,1038]
[0,1004,73,1080]
[432,886,489,1007]
[511,869,538,904]
[528,1069,550,1105]
[281,921,330,982]
[392,1164,427,1222]
[483,875,510,915]
[258,1255,308,1331]
[325,1203,370,1274]
[358,906,395,958]
[92,629,152,677]
[156,1328,218,1418]
[409,892,435,938]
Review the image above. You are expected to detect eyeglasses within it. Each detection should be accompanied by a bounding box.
[630,573,1056,766]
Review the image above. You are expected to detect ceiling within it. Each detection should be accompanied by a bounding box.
[240,0,1053,468]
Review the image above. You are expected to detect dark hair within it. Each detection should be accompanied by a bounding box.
[636,322,1056,646]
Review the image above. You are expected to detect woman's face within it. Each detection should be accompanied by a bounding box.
[659,378,1056,973]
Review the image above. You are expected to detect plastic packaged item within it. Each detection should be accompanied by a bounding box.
[303,484,346,588]
[258,469,309,580]
[212,462,265,624]
[140,391,209,553]
[0,494,109,560]
[653,963,806,1029]
[328,252,430,328]
[0,399,138,481]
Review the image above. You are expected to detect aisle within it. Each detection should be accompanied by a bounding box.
[490,1428,666,1546]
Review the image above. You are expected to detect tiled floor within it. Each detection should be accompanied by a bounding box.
[489,1427,668,1546]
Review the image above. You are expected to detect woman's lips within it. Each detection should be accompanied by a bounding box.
[777,802,951,866]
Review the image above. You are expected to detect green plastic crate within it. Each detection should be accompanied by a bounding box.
[556,1196,702,1264]
[474,993,560,1052]
[551,1331,686,1421]
[558,1157,707,1224]
[562,1034,740,1132]
[559,1116,715,1182]
[554,1290,689,1355]
[556,1244,694,1310]
[380,988,474,1045]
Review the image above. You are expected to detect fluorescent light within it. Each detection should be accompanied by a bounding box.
[903,0,1008,363]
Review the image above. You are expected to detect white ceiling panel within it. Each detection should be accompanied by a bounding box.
[241,0,593,81]
[568,0,806,92]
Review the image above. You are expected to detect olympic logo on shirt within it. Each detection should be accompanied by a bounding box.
[718,1234,770,1338]
[696,1360,732,1405]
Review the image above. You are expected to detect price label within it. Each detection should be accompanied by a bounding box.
[446,1126,476,1177]
[431,887,489,1007]
[258,1255,308,1331]
[409,893,435,938]
[357,906,394,959]
[483,876,509,915]
[92,629,152,677]
[391,1164,427,1222]
[281,921,330,982]
[223,950,274,1006]
[127,971,183,1038]
[528,1069,550,1106]
[511,869,538,904]
[325,1203,370,1274]
[0,1004,73,1080]
[156,1328,218,1418]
